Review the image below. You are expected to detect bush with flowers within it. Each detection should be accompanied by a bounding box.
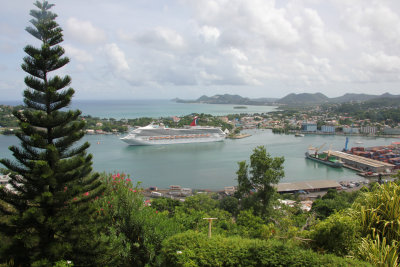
[93,173,181,266]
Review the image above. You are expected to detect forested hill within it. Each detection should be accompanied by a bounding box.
[174,94,277,105]
[330,92,395,103]
[277,93,329,105]
[174,92,400,106]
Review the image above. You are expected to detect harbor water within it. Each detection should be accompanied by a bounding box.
[69,100,278,119]
[1,130,398,190]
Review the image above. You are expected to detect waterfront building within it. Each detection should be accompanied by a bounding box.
[301,122,317,132]
[361,126,377,135]
[343,126,359,134]
[328,151,395,173]
[171,116,181,123]
[321,125,336,133]
[383,127,400,135]
[276,180,341,194]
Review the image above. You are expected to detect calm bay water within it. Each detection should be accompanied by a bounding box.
[1,131,398,190]
[1,99,399,189]
[2,99,277,119]
[69,99,278,119]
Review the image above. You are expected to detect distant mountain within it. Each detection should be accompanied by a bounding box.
[362,95,400,108]
[173,92,400,107]
[277,93,329,105]
[251,97,279,103]
[330,93,395,103]
[174,94,276,105]
[277,92,400,105]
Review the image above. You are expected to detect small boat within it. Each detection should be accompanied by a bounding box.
[295,133,305,137]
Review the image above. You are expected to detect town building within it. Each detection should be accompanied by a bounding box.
[343,126,359,134]
[301,122,317,132]
[321,125,336,133]
[361,126,377,135]
[383,127,400,135]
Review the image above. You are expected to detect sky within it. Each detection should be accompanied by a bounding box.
[1,0,400,100]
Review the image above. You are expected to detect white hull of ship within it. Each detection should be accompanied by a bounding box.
[120,135,225,146]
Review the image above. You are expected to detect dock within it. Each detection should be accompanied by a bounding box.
[328,150,395,173]
[275,180,341,194]
[227,134,251,139]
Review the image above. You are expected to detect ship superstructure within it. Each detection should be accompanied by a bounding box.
[120,117,226,146]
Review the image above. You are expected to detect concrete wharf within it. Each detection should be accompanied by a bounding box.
[328,150,395,173]
[276,180,341,194]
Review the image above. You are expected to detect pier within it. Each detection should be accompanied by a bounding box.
[276,180,341,194]
[328,150,395,173]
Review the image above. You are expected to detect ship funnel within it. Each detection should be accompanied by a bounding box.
[190,116,198,126]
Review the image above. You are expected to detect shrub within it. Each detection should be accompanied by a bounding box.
[308,211,361,256]
[357,234,399,267]
[161,231,371,266]
[95,173,181,266]
[353,182,400,245]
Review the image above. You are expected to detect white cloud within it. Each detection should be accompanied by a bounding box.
[199,71,222,82]
[340,3,400,48]
[65,17,106,44]
[188,0,300,48]
[362,52,400,73]
[104,43,130,73]
[133,27,185,50]
[198,25,220,43]
[64,44,93,63]
[301,8,346,51]
[2,0,400,100]
[223,48,248,62]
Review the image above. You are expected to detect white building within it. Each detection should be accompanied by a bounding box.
[383,127,400,135]
[343,127,359,134]
[321,125,336,133]
[301,122,317,132]
[360,126,377,135]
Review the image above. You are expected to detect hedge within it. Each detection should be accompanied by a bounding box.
[161,231,371,267]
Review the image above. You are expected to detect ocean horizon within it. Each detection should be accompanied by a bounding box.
[1,99,278,120]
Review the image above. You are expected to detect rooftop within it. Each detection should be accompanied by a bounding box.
[276,179,341,193]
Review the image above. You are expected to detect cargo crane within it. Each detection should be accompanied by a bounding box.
[315,143,326,156]
[307,143,326,157]
[344,137,349,152]
[327,144,333,157]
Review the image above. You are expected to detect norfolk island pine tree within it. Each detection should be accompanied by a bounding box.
[0,1,107,265]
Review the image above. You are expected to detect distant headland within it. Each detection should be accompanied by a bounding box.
[172,92,400,106]
[172,94,278,106]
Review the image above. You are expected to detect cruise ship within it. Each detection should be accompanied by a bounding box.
[120,117,226,145]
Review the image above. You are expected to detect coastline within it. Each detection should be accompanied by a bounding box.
[226,134,251,139]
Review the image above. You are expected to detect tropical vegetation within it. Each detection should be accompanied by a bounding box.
[1,1,399,266]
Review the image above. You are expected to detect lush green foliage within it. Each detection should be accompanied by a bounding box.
[150,196,182,215]
[0,105,25,128]
[0,1,105,265]
[352,182,400,265]
[332,101,400,125]
[236,146,284,216]
[354,182,400,246]
[82,115,127,133]
[161,231,371,267]
[311,189,361,219]
[358,233,399,267]
[219,196,239,216]
[96,173,181,266]
[308,211,361,256]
